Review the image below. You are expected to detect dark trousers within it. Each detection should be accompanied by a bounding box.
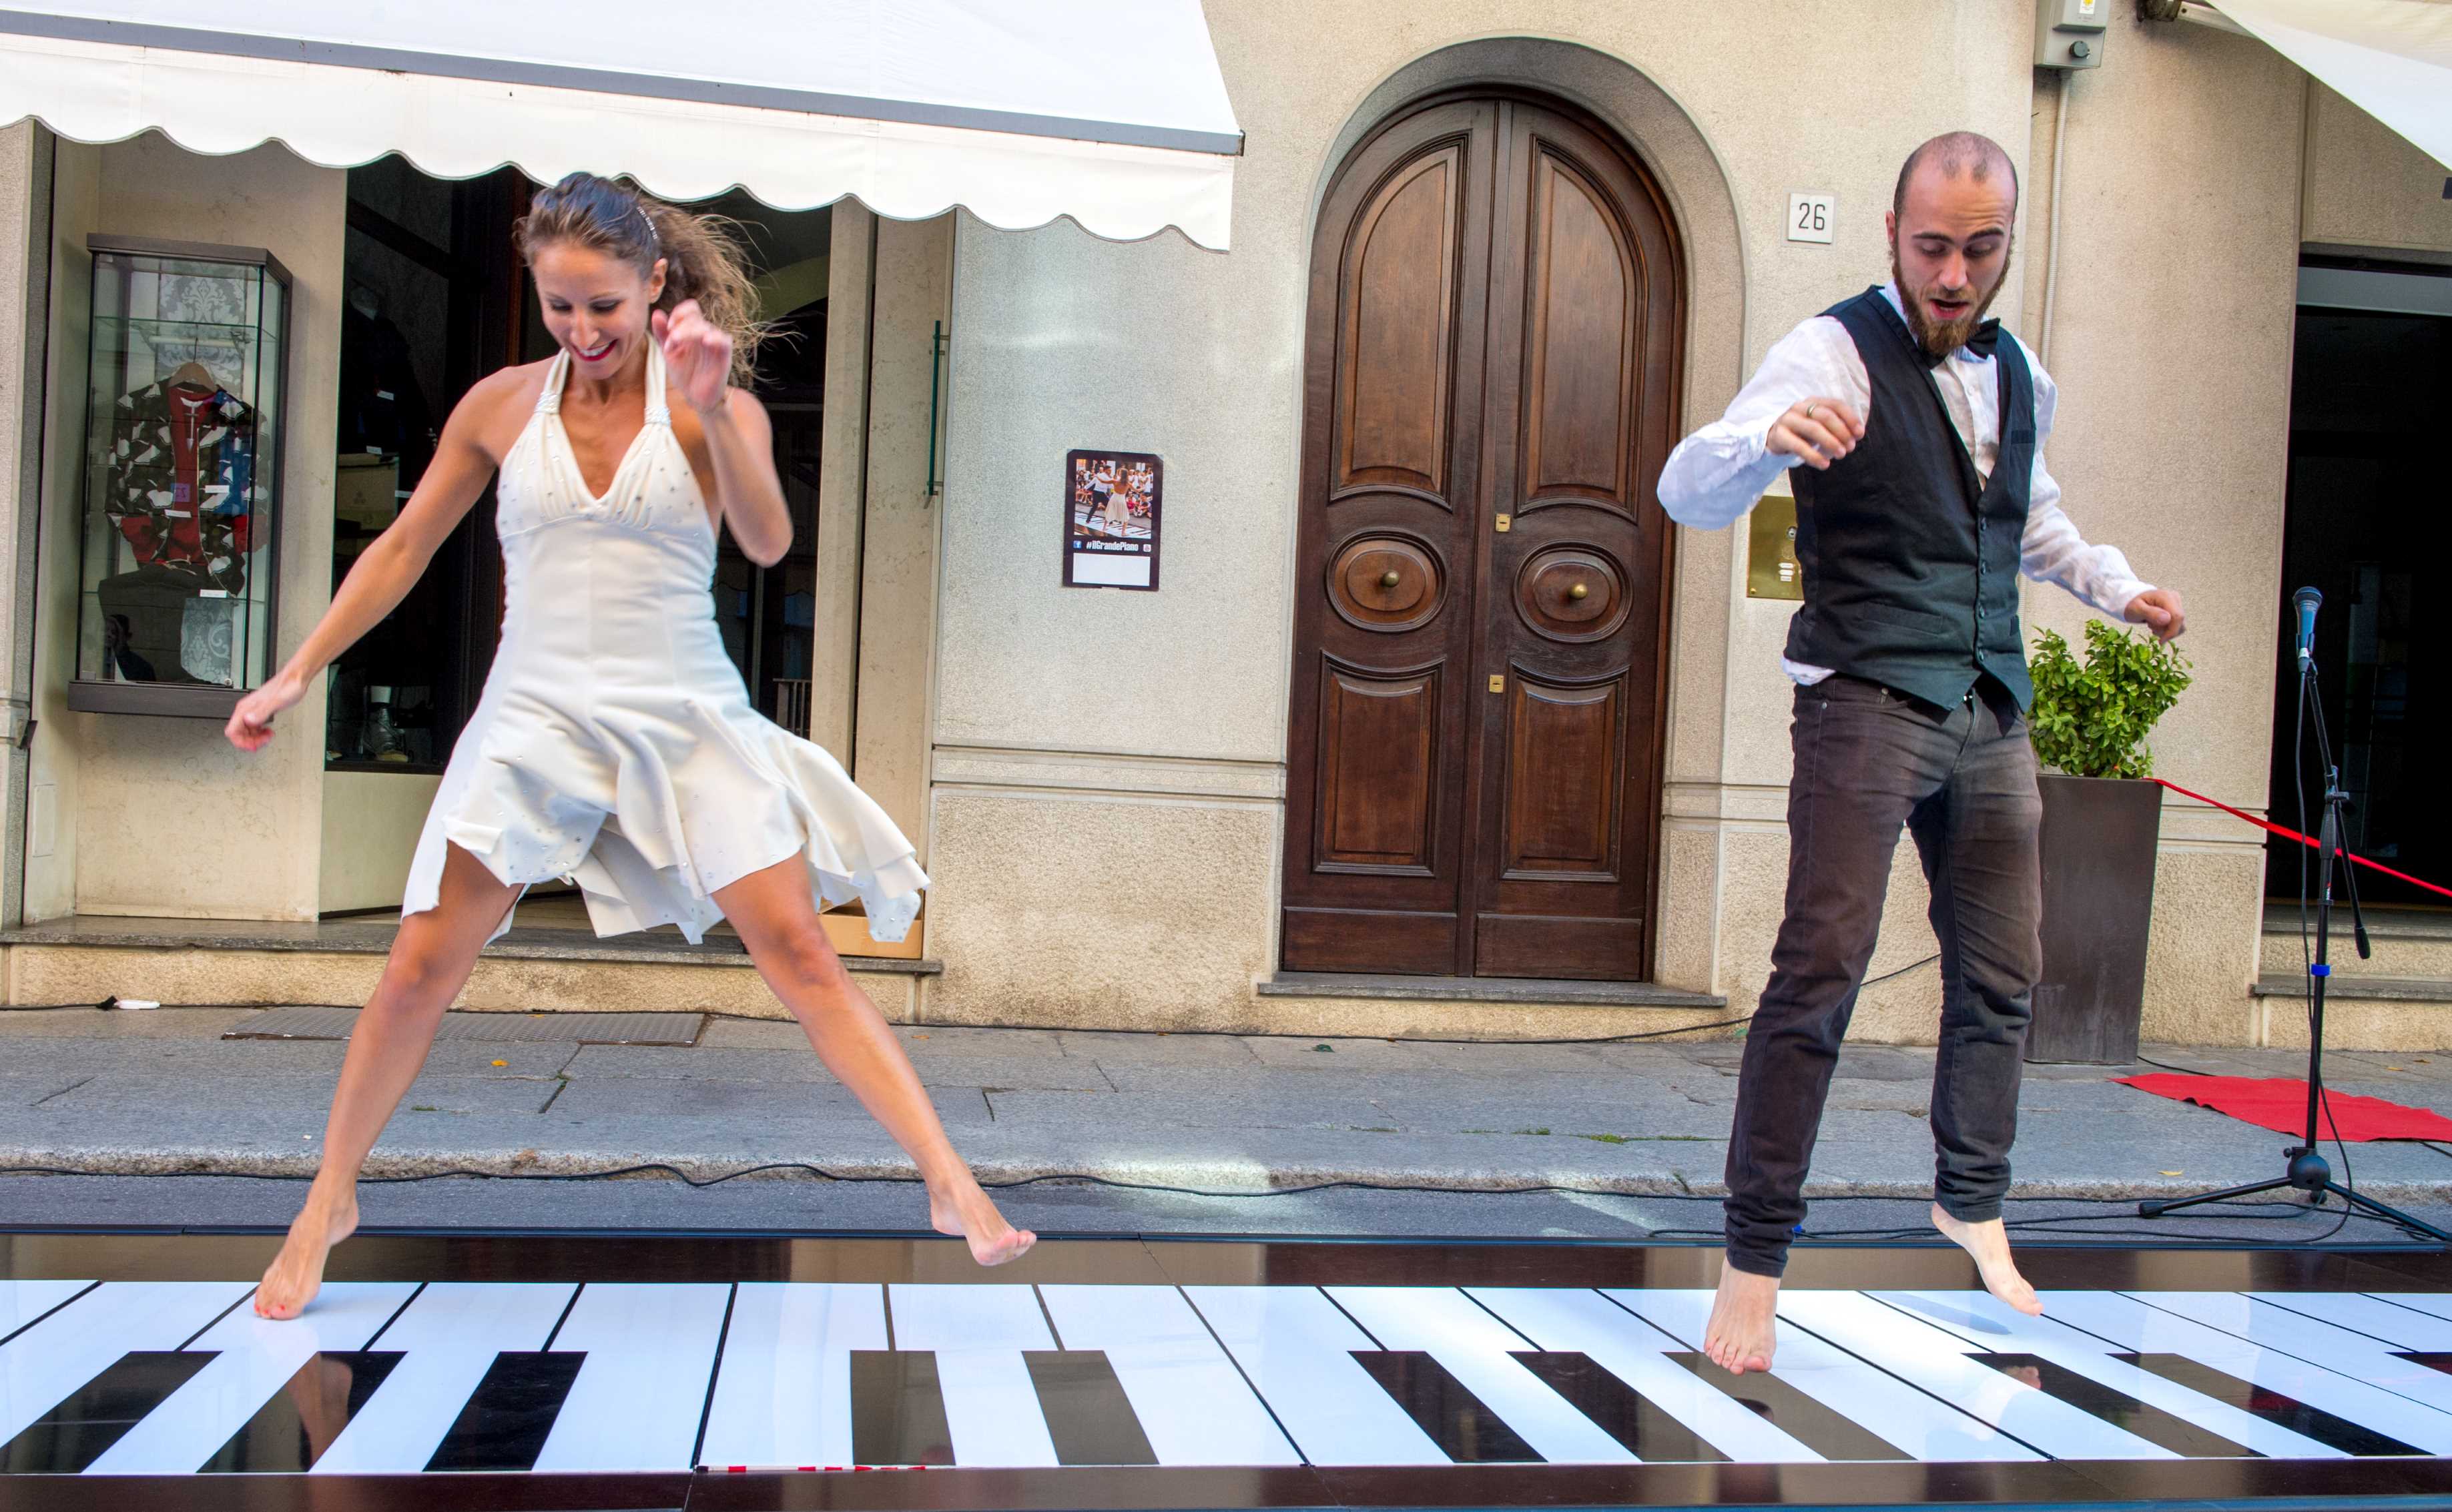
[1723,674,2043,1277]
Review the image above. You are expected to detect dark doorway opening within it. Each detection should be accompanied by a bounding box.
[2269,263,2452,908]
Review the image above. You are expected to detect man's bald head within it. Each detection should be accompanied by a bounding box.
[1891,131,2019,220]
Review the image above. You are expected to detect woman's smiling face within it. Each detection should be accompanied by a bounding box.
[532,242,665,377]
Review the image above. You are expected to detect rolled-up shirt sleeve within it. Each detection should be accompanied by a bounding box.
[2017,346,2152,619]
[1656,316,1865,530]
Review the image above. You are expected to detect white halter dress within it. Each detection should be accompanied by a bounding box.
[401,342,927,944]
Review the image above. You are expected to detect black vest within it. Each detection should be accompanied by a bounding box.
[1787,288,2037,710]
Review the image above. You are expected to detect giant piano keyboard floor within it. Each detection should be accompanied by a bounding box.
[0,1234,2448,1509]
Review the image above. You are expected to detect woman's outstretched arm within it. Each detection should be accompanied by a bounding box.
[225,368,521,751]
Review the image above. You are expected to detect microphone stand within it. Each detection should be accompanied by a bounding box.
[2139,635,2450,1240]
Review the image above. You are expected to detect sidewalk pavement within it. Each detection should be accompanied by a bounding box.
[3,1005,2451,1210]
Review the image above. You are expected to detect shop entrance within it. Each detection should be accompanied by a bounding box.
[2268,262,2452,909]
[1279,92,1679,980]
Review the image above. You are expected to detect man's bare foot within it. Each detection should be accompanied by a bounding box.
[928,1180,1036,1266]
[256,1190,357,1320]
[1704,1260,1781,1375]
[1931,1202,2042,1315]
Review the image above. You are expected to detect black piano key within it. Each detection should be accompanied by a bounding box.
[2122,1353,2423,1457]
[1350,1349,1542,1463]
[1968,1352,2257,1459]
[199,1350,404,1473]
[423,1351,586,1472]
[0,1350,218,1473]
[1022,1351,1159,1466]
[849,1350,956,1467]
[1665,1351,1909,1461]
[1510,1350,1728,1462]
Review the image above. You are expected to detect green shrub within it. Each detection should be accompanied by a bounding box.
[2027,619,2192,779]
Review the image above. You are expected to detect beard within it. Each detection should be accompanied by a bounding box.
[1892,242,2013,360]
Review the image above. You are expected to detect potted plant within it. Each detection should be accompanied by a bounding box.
[2022,619,2192,1063]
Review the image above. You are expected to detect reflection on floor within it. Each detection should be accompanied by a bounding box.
[1,1236,2448,1508]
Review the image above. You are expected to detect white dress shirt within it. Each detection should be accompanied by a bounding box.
[1656,282,2151,685]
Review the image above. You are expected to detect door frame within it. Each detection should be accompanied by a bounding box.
[1278,84,1684,981]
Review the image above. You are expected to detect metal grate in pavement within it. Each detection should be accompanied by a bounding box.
[223,1006,703,1046]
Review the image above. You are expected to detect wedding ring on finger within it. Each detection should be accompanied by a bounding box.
[1805,403,1821,420]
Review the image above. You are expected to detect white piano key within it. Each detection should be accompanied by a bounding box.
[2373,1293,2452,1327]
[1778,1290,2172,1460]
[0,1282,252,1446]
[886,1283,1058,1468]
[695,1284,886,1471]
[309,1282,577,1474]
[0,1282,90,1344]
[1328,1286,1632,1463]
[530,1283,730,1473]
[2127,1291,2452,1417]
[1607,1288,2041,1463]
[1038,1285,1299,1467]
[2264,1293,2452,1351]
[84,1282,416,1474]
[1874,1290,2343,1459]
[1470,1287,1823,1463]
[2044,1290,2452,1453]
[1186,1285,1448,1466]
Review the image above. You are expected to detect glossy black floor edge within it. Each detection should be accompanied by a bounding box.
[9,1461,2452,1512]
[1,1229,2446,1290]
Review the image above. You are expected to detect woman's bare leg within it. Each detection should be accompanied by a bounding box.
[256,844,519,1318]
[715,859,1034,1266]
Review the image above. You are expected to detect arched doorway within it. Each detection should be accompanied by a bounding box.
[1280,90,1682,982]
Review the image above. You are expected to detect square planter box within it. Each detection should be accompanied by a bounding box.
[2028,773,2162,1064]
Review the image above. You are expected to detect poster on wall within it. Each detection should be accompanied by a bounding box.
[1062,448,1161,591]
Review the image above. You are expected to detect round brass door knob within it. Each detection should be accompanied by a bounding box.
[1568,582,1590,601]
[1380,571,1402,587]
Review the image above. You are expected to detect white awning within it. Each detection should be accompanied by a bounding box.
[0,0,1243,248]
[2203,0,2452,172]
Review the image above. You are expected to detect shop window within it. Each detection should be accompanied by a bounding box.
[325,159,523,773]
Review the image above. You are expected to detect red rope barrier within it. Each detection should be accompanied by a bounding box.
[2150,777,2452,901]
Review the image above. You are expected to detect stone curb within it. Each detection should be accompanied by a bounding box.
[8,1142,2452,1208]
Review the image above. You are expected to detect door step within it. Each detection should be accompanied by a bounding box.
[1260,972,1721,1008]
[2251,971,2452,1051]
[2262,903,2452,979]
[0,915,937,1020]
[1250,972,1731,1043]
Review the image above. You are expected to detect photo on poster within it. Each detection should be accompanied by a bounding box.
[1063,448,1161,591]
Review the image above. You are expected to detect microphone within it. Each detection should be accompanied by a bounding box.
[2294,587,2322,668]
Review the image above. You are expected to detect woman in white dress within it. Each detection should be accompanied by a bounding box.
[226,174,1034,1319]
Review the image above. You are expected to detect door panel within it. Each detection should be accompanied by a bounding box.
[1502,675,1624,879]
[1317,660,1442,872]
[1284,94,1677,980]
[1336,147,1464,500]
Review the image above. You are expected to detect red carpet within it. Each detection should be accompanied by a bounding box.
[2118,1073,2452,1142]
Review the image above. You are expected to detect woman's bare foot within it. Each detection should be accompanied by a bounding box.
[1704,1260,1781,1375]
[928,1178,1036,1266]
[1931,1202,2042,1315]
[256,1189,358,1320]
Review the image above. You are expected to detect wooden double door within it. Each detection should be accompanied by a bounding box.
[1281,93,1681,982]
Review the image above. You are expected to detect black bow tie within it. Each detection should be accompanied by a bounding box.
[1923,318,2002,367]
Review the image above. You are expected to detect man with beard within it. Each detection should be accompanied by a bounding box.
[1655,132,2186,1375]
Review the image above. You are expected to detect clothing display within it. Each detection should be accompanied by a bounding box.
[95,563,223,685]
[104,376,262,593]
[401,340,928,944]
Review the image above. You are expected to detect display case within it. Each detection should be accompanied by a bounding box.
[69,236,289,717]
